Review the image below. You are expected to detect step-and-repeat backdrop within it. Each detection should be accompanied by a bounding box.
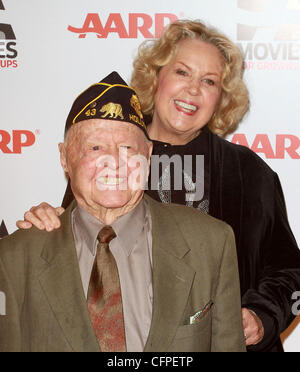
[1,0,299,351]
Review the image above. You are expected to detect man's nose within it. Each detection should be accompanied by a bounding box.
[110,148,120,169]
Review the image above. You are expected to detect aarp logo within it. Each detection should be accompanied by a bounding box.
[0,130,36,154]
[68,13,178,39]
[230,133,300,159]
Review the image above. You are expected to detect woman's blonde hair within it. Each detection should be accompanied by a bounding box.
[131,20,249,137]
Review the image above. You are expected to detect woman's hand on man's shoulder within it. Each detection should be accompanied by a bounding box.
[16,203,65,231]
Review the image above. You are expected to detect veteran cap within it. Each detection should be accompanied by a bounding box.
[65,71,149,139]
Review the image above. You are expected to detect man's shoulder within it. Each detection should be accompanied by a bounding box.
[0,227,49,264]
[145,196,235,269]
[145,195,232,239]
[0,226,47,245]
[164,201,217,220]
[167,202,232,236]
[0,203,74,262]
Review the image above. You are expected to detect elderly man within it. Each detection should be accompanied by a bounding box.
[0,72,245,352]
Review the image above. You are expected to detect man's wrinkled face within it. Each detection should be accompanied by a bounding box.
[59,119,152,215]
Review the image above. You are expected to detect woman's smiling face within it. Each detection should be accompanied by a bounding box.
[152,38,224,144]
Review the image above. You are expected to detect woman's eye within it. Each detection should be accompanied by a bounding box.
[176,69,188,76]
[204,79,215,86]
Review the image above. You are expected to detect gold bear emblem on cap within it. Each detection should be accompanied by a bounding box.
[100,102,124,120]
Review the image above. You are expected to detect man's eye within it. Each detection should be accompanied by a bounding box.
[92,146,100,151]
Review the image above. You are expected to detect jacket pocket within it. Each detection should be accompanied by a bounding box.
[175,312,211,340]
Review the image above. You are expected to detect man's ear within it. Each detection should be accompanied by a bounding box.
[58,143,68,173]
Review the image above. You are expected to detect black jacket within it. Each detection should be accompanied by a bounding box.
[62,128,300,352]
[207,130,300,352]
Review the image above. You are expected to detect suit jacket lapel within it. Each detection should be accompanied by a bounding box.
[38,202,100,352]
[144,195,196,352]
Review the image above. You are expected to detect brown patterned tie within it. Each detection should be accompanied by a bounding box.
[87,226,126,352]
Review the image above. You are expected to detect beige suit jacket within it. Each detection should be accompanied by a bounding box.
[0,195,245,352]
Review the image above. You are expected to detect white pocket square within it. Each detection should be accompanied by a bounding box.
[190,301,213,324]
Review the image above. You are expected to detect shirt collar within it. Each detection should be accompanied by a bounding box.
[72,204,104,256]
[112,199,147,257]
[72,199,147,257]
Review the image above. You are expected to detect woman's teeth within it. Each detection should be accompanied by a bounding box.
[175,100,198,113]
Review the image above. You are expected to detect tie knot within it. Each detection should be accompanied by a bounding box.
[98,226,116,244]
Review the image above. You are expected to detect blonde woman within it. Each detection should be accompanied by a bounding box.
[18,20,300,352]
